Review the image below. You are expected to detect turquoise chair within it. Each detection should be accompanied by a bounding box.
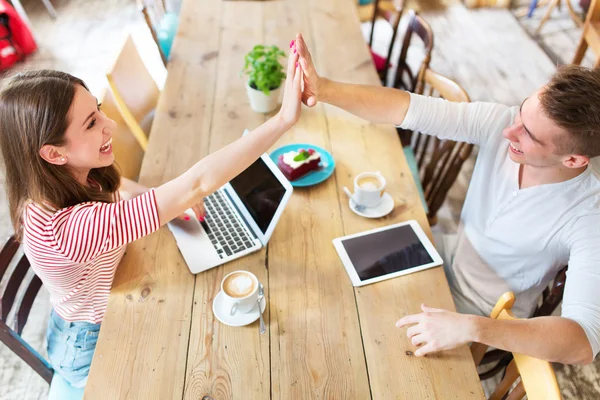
[157,12,179,61]
[403,145,429,214]
[139,0,179,65]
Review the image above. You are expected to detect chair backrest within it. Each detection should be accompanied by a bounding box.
[100,88,146,181]
[408,68,474,225]
[138,0,168,66]
[367,0,405,83]
[106,34,160,151]
[0,235,53,384]
[392,10,434,93]
[471,292,562,400]
[477,266,568,380]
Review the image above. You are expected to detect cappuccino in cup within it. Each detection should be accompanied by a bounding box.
[221,270,259,316]
[223,271,257,298]
[357,176,383,190]
[352,172,386,208]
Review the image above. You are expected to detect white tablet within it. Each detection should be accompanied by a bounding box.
[332,220,443,287]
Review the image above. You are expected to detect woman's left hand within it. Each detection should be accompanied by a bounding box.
[276,41,303,129]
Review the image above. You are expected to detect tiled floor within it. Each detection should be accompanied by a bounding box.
[0,0,599,399]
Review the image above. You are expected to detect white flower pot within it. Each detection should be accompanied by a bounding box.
[246,81,282,113]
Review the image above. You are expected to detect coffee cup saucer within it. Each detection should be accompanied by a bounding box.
[212,290,267,327]
[349,192,394,219]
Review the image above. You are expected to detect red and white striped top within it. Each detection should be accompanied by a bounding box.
[22,190,160,323]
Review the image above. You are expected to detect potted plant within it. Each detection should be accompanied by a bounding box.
[242,44,286,113]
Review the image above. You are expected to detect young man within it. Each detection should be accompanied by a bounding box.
[295,33,600,365]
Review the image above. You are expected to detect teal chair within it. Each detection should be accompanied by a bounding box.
[398,69,474,225]
[139,0,179,66]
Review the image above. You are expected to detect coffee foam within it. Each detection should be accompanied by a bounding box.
[224,272,256,298]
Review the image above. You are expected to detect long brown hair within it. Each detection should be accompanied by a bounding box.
[0,70,121,240]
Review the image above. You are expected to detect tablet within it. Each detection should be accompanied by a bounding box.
[332,220,443,287]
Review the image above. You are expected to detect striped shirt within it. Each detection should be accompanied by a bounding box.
[22,190,160,323]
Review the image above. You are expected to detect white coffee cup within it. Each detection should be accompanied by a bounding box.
[221,270,259,316]
[349,171,386,208]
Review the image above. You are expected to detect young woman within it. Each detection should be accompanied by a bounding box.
[0,42,302,388]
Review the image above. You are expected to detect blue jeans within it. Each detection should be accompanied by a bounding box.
[46,309,101,389]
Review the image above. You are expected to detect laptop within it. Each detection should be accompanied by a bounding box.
[167,152,293,274]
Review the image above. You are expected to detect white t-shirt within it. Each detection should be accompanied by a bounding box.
[400,93,600,358]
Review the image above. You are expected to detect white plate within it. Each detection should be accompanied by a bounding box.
[349,192,394,218]
[212,290,267,327]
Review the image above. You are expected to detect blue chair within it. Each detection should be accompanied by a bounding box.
[138,0,179,66]
[397,69,474,225]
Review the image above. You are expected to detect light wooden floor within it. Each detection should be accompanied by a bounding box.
[1,0,599,398]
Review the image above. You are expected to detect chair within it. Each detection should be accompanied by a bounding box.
[0,235,87,398]
[477,266,568,380]
[398,69,474,226]
[100,87,146,181]
[471,292,562,400]
[138,0,179,66]
[572,0,600,68]
[364,0,405,84]
[0,235,52,384]
[391,10,434,93]
[106,35,160,152]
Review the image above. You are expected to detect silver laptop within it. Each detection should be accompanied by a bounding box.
[167,153,293,274]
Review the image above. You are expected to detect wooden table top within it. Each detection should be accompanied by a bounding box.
[85,0,485,398]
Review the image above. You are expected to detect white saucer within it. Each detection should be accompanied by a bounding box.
[349,192,394,218]
[212,290,267,327]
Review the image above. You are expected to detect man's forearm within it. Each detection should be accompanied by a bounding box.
[471,315,593,365]
[318,77,411,126]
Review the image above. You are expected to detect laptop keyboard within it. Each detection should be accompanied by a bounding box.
[203,191,256,259]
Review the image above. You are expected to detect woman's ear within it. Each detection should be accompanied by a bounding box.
[39,144,67,165]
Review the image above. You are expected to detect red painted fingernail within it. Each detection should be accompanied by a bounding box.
[289,40,295,48]
[293,48,296,54]
[199,216,205,222]
[184,216,190,221]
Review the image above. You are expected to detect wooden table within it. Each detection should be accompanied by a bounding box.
[85,0,485,398]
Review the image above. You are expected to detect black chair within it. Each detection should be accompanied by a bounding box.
[0,235,53,384]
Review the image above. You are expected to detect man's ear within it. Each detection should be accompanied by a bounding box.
[562,154,590,169]
[39,145,67,166]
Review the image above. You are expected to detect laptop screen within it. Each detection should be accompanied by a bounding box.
[229,158,286,234]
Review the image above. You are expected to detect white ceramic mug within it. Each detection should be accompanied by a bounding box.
[221,270,259,316]
[349,171,386,208]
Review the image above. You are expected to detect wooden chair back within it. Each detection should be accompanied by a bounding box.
[138,0,168,66]
[100,88,145,181]
[478,266,568,380]
[106,34,160,152]
[392,10,434,93]
[367,0,405,84]
[406,69,474,225]
[0,235,53,384]
[572,0,600,68]
[471,292,562,400]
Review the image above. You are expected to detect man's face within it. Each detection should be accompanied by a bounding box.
[502,89,571,168]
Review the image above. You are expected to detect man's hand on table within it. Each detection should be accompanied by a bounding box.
[396,304,476,356]
[295,32,321,107]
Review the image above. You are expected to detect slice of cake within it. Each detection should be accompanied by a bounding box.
[277,148,321,181]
